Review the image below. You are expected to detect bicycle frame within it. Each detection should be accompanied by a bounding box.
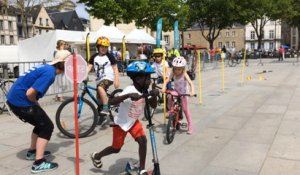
[169,95,183,128]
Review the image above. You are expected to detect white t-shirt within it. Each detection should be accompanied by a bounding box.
[151,60,169,77]
[93,54,115,83]
[114,85,145,131]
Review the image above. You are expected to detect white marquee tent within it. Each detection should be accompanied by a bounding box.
[125,29,155,44]
[90,25,125,43]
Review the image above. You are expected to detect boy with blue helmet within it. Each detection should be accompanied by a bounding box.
[90,61,158,175]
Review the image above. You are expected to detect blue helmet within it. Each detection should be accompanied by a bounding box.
[127,61,155,78]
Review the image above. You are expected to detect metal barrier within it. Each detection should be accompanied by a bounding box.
[0,61,73,96]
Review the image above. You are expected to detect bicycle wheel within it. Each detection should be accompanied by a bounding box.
[166,114,176,144]
[228,59,236,67]
[55,97,98,138]
[0,80,14,113]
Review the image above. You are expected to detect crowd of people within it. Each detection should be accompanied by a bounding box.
[6,36,196,175]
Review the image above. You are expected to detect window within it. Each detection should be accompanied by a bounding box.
[250,42,255,49]
[269,30,274,39]
[269,42,274,50]
[39,29,42,35]
[39,18,43,26]
[8,21,12,31]
[163,35,169,44]
[261,43,264,49]
[250,31,255,39]
[269,20,275,25]
[218,42,222,48]
[46,19,49,26]
[226,42,229,48]
[18,26,22,36]
[226,31,230,37]
[0,20,3,30]
[232,31,235,37]
[17,15,22,23]
[1,35,5,45]
[232,41,236,48]
[218,32,222,38]
[10,36,14,44]
[188,33,191,39]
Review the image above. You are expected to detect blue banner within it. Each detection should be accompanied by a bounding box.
[174,20,179,50]
[156,18,163,48]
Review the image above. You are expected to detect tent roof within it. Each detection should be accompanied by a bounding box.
[125,29,155,44]
[90,25,125,43]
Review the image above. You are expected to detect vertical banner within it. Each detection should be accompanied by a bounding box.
[156,18,163,48]
[122,35,126,62]
[174,20,179,50]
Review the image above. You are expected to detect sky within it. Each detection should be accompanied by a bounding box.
[74,1,90,20]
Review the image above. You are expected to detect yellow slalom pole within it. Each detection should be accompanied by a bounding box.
[122,36,126,62]
[240,48,247,86]
[221,52,225,92]
[163,52,167,124]
[86,33,90,62]
[196,50,203,104]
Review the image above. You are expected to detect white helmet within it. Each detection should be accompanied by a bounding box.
[172,56,186,67]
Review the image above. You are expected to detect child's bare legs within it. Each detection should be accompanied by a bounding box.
[97,86,109,114]
[182,96,192,134]
[30,132,38,150]
[94,146,120,160]
[135,136,147,171]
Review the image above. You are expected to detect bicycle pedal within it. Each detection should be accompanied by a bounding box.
[180,123,187,128]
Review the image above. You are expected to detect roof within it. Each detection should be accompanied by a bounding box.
[48,10,84,31]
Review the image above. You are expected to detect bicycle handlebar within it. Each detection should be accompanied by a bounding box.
[165,91,197,98]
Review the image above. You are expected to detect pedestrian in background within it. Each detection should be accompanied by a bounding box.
[53,40,67,102]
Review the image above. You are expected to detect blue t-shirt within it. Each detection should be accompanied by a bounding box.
[7,64,56,107]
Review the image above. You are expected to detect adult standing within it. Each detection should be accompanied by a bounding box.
[53,40,67,102]
[279,46,285,61]
[6,50,71,174]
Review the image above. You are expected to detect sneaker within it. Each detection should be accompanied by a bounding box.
[26,150,51,160]
[90,152,103,168]
[100,108,110,116]
[31,160,58,174]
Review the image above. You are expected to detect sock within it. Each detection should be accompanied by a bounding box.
[103,104,109,111]
[34,158,45,165]
[28,149,36,153]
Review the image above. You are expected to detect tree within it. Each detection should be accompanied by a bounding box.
[234,0,291,50]
[283,0,300,49]
[78,0,188,31]
[187,0,237,49]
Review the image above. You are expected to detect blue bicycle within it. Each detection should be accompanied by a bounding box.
[55,80,123,138]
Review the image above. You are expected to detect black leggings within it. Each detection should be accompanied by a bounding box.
[7,101,54,140]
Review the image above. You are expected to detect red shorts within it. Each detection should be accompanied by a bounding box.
[112,120,145,149]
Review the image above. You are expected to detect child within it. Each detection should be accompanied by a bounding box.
[87,36,120,124]
[90,61,158,175]
[151,48,172,90]
[162,56,195,134]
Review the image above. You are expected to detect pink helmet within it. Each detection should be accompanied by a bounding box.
[172,56,186,67]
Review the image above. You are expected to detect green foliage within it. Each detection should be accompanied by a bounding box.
[79,0,188,31]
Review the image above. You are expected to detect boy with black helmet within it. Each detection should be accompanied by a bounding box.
[88,36,120,124]
[90,61,158,175]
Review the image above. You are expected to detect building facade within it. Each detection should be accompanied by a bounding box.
[245,20,281,51]
[32,5,55,36]
[0,5,18,45]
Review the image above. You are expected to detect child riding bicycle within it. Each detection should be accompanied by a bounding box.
[87,36,120,125]
[90,61,158,175]
[151,48,172,90]
[162,56,195,134]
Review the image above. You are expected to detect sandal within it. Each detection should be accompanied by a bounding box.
[139,169,148,175]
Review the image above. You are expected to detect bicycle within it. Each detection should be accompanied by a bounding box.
[165,90,196,144]
[228,52,249,67]
[55,79,123,138]
[0,79,14,114]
